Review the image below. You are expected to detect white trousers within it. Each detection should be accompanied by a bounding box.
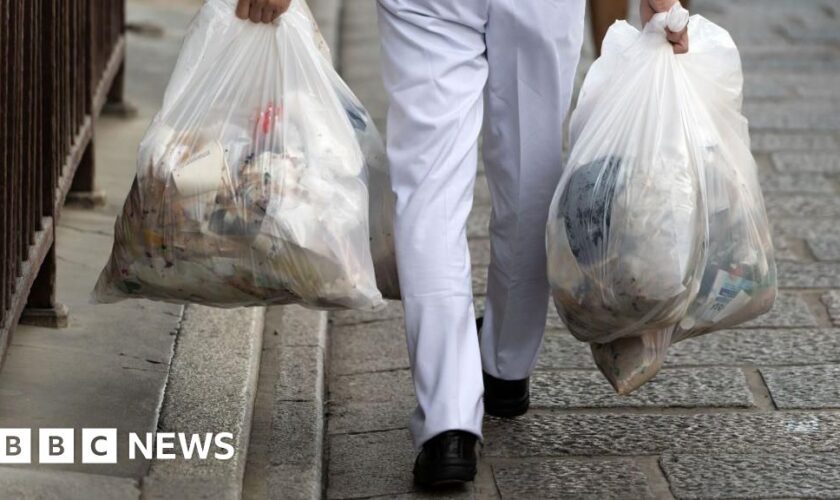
[377,0,585,447]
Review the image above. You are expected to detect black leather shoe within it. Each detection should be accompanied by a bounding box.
[483,371,530,417]
[413,430,478,488]
[477,317,530,418]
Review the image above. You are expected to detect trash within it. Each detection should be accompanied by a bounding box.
[672,145,777,341]
[94,0,387,310]
[549,153,703,340]
[546,6,776,393]
[329,72,400,300]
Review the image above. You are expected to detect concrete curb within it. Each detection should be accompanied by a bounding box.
[0,467,140,500]
[141,305,265,500]
[241,306,329,500]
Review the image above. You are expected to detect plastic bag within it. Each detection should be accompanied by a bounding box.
[546,6,776,394]
[94,0,387,310]
[328,74,400,300]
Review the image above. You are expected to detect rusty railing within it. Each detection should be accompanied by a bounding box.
[0,0,127,362]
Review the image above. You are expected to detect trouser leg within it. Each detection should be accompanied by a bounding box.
[480,0,586,380]
[377,0,488,448]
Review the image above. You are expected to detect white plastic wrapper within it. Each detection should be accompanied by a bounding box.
[547,6,776,393]
[94,0,390,309]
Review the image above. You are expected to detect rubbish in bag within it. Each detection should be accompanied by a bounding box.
[589,329,671,396]
[672,144,776,341]
[546,4,776,394]
[550,152,703,340]
[94,0,389,310]
[329,74,400,300]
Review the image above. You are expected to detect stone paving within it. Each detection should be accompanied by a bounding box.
[326,0,840,498]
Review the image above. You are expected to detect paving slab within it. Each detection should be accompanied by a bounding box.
[272,345,323,401]
[741,78,792,99]
[742,53,840,73]
[327,362,415,436]
[772,152,840,174]
[469,238,492,267]
[772,233,810,262]
[268,402,322,468]
[328,399,416,435]
[661,452,840,499]
[0,334,172,475]
[782,25,840,44]
[773,217,838,239]
[330,369,414,404]
[778,261,840,288]
[531,368,754,409]
[806,235,840,261]
[493,458,654,500]
[330,300,404,326]
[124,2,195,111]
[467,209,491,239]
[793,75,840,98]
[745,102,840,131]
[472,266,489,296]
[482,412,840,457]
[821,291,840,326]
[473,175,492,207]
[266,305,329,349]
[665,328,840,367]
[761,365,840,409]
[759,173,837,194]
[330,320,409,375]
[338,0,388,125]
[0,467,139,500]
[740,292,817,328]
[327,430,475,499]
[537,329,599,370]
[749,132,838,152]
[264,465,320,500]
[765,194,840,218]
[539,326,840,370]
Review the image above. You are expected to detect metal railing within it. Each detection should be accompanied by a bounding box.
[0,0,126,362]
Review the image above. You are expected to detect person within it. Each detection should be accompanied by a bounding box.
[237,0,688,488]
[590,0,690,55]
[235,0,290,23]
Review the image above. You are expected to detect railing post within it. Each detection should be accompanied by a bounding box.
[66,0,106,208]
[103,57,137,118]
[20,243,68,328]
[68,139,98,199]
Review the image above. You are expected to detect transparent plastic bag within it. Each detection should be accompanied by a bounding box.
[546,6,776,393]
[94,0,386,310]
[328,74,400,300]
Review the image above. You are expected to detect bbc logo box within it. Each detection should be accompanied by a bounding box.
[0,429,31,464]
[0,429,117,464]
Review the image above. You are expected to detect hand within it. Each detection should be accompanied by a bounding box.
[235,0,291,24]
[640,0,689,54]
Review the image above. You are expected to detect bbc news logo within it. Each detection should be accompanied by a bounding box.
[0,429,235,464]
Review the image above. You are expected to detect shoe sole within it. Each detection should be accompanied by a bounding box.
[415,463,477,488]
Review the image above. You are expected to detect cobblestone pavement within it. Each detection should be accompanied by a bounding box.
[326,0,840,498]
